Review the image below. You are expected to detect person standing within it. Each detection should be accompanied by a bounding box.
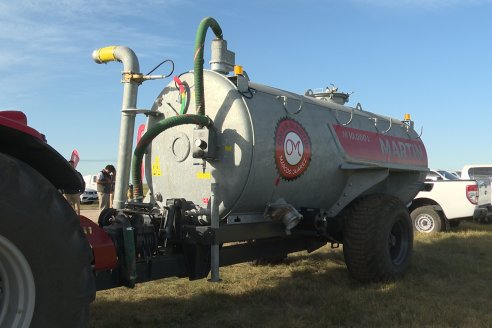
[107,165,116,208]
[63,160,85,215]
[96,165,112,212]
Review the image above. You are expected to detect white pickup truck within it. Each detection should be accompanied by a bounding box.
[460,165,492,182]
[460,165,492,203]
[409,179,490,233]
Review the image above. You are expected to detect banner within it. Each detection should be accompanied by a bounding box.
[332,124,428,167]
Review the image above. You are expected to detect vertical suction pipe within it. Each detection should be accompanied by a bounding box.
[194,17,223,116]
[92,46,140,210]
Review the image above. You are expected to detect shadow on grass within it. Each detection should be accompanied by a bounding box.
[90,222,492,328]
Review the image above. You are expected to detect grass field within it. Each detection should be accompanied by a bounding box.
[89,221,492,327]
[81,203,99,210]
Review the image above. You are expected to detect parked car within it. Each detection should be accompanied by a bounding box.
[80,188,98,204]
[83,174,98,190]
[460,165,492,181]
[426,169,459,181]
[460,165,492,221]
[409,179,490,233]
[449,171,461,179]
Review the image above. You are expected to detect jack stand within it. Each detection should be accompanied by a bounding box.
[208,183,221,282]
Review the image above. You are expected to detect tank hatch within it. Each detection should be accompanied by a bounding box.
[305,86,350,105]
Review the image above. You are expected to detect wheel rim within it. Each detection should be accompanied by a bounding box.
[0,235,35,328]
[388,219,409,266]
[415,214,434,233]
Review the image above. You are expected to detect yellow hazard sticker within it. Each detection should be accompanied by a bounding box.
[152,156,162,176]
[196,172,211,179]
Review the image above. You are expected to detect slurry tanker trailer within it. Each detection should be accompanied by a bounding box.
[0,17,428,327]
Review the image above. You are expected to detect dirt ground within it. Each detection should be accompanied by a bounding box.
[80,209,99,222]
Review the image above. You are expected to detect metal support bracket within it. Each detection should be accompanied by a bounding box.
[327,168,389,217]
[209,183,221,282]
[121,108,164,117]
[122,72,168,84]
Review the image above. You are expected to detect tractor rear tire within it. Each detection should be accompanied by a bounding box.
[342,194,413,282]
[0,153,95,328]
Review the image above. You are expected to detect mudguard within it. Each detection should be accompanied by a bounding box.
[0,111,83,191]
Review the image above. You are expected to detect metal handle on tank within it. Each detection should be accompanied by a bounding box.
[275,95,304,115]
[335,108,354,126]
[370,116,393,133]
[406,126,424,139]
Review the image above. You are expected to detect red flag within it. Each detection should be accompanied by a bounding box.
[137,124,146,177]
[70,149,80,168]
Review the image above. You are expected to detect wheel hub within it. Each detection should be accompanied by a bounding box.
[0,235,35,328]
[416,214,434,232]
[389,234,397,247]
[388,219,408,266]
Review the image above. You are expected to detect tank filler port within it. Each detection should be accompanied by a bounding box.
[192,128,217,159]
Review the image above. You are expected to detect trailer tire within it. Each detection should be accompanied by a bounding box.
[0,153,95,328]
[342,194,413,282]
[410,206,442,233]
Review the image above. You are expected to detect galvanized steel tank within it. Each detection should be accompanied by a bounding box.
[146,70,428,219]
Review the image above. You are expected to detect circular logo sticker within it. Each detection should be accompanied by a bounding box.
[275,118,311,180]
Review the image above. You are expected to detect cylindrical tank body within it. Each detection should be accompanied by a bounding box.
[146,70,428,218]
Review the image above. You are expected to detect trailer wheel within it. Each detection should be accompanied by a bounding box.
[410,206,442,233]
[0,153,95,328]
[342,194,413,282]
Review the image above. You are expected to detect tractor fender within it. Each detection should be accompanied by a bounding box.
[0,111,83,191]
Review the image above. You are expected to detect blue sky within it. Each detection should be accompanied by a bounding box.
[1,0,491,175]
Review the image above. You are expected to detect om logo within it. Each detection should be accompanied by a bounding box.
[284,131,303,165]
[275,118,311,180]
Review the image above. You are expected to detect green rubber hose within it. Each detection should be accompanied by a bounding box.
[194,17,223,116]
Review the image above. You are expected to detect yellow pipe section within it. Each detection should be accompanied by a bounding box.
[92,46,118,64]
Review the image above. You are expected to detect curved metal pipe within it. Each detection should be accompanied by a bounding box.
[92,46,140,210]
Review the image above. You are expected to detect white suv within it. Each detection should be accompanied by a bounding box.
[80,188,98,204]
